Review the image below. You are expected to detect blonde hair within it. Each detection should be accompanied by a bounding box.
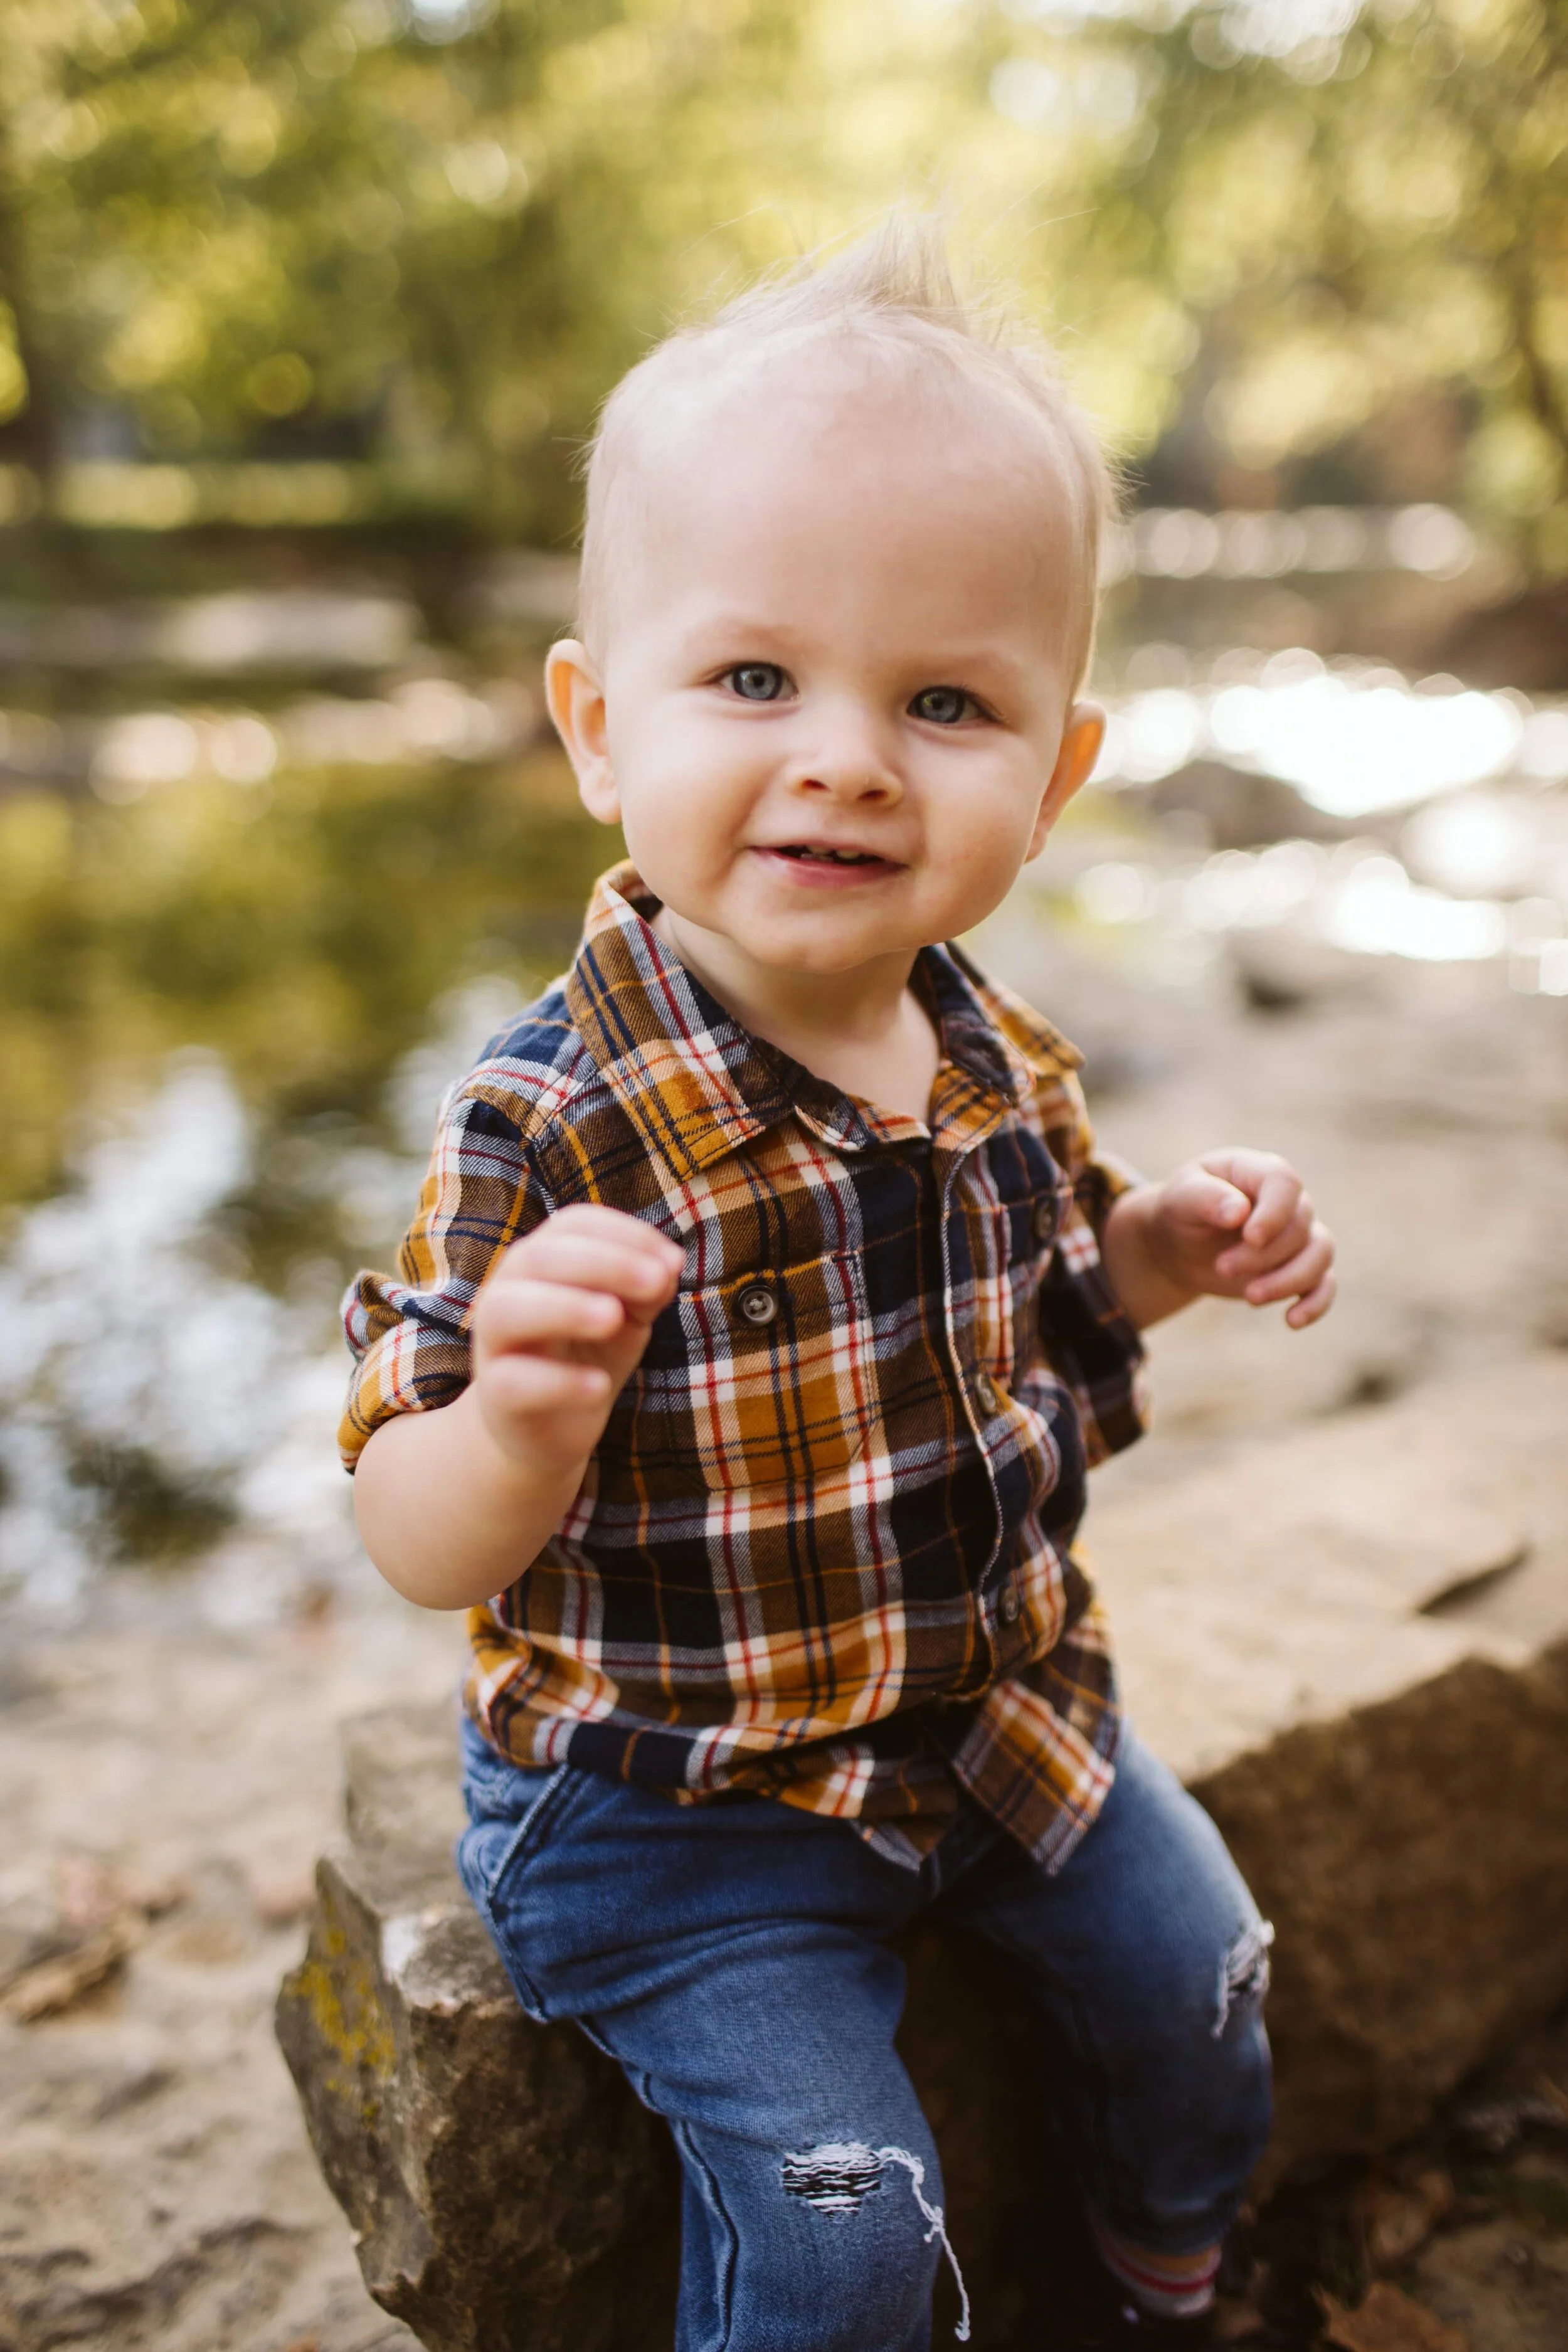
[575,215,1118,695]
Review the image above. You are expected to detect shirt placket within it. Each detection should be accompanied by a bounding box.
[931,1123,1014,1671]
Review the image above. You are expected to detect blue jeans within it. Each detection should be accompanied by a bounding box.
[456,1722,1272,2352]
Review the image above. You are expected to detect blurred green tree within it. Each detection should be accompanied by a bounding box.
[0,0,1563,566]
[967,0,1568,571]
[0,0,1000,538]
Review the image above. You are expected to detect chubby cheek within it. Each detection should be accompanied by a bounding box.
[921,778,1042,923]
[613,752,757,910]
[616,788,706,905]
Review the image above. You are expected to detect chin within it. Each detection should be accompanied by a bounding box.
[736,909,898,962]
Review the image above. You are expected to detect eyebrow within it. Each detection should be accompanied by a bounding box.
[670,614,816,657]
[672,617,1041,691]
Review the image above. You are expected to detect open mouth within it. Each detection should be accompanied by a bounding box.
[755,842,900,888]
[763,844,896,869]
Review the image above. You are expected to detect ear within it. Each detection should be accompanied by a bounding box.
[1025,702,1104,862]
[544,639,620,824]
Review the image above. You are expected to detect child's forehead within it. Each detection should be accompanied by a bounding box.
[640,329,1075,493]
[621,339,1081,590]
[607,433,1079,691]
[583,318,1104,686]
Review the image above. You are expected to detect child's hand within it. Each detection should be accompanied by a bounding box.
[1103,1149,1335,1331]
[469,1205,684,1480]
[1142,1149,1335,1328]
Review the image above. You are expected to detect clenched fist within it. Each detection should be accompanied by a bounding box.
[470,1204,685,1480]
[1103,1148,1336,1332]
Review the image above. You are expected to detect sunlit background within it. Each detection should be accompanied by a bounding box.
[1,0,1565,1620]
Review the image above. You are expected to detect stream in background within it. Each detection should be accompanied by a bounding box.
[1,526,1564,1621]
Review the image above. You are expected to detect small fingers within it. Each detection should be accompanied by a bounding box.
[1200,1150,1305,1248]
[1216,1204,1311,1281]
[1167,1167,1251,1232]
[502,1204,684,1268]
[529,1202,679,1253]
[495,1229,683,1310]
[477,1278,625,1353]
[1243,1170,1306,1249]
[1286,1268,1337,1328]
[1242,1222,1335,1310]
[483,1351,612,1415]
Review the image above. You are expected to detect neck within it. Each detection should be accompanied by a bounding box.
[651,907,941,1125]
[653,907,919,1060]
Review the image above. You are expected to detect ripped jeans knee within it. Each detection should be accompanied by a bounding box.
[672,2117,957,2352]
[1214,1915,1273,2040]
[780,2141,970,2342]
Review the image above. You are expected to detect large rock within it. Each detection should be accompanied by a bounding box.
[275,1703,1054,2351]
[1093,1351,1568,2171]
[274,1705,681,2352]
[278,1355,1568,2351]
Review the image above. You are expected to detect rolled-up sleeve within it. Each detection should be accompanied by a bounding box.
[1036,1067,1148,1468]
[339,1084,549,1470]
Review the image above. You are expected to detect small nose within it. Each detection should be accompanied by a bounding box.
[791,699,903,804]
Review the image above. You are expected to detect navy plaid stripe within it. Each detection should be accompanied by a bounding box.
[343,863,1146,1868]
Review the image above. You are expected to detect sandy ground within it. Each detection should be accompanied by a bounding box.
[2,945,1565,2351]
[0,1597,457,2352]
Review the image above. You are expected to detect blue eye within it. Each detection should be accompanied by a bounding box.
[727,664,787,702]
[912,686,974,726]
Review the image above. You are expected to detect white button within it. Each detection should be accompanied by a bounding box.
[973,1371,999,1416]
[736,1283,778,1327]
[1033,1197,1057,1244]
[999,1586,1021,1627]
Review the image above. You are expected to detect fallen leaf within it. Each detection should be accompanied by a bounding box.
[1534,2072,1568,2123]
[1320,2280,1469,2352]
[1,1915,140,2021]
[1362,2168,1454,2269]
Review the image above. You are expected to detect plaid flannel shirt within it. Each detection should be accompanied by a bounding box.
[342,862,1147,1870]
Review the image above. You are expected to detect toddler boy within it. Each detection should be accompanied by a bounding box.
[344,222,1335,2351]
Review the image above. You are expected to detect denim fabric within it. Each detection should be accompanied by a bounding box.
[456,1719,1272,2352]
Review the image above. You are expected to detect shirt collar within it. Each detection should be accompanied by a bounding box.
[564,861,1080,1180]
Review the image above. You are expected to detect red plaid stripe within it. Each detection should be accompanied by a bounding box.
[343,864,1146,1868]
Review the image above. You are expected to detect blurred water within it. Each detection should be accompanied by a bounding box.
[1,569,1564,1618]
[0,1055,347,1614]
[0,974,556,1620]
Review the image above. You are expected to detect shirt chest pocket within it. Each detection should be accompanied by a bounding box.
[605,1250,874,1493]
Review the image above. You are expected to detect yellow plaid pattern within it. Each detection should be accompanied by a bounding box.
[343,864,1147,1869]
